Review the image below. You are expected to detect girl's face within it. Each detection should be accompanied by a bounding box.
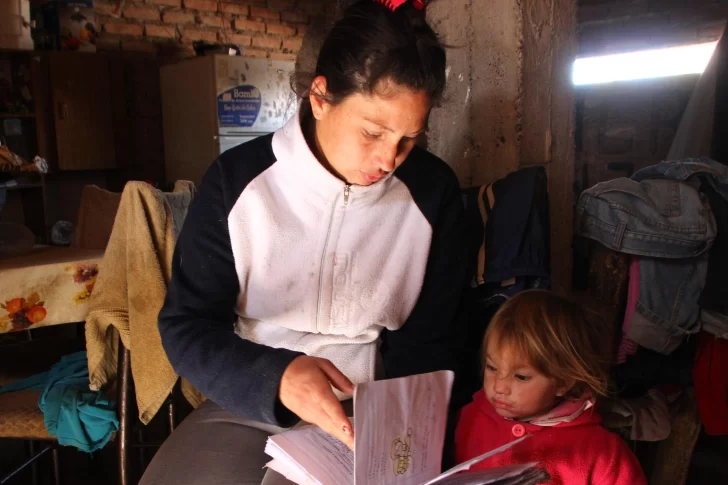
[309,76,431,186]
[484,340,573,420]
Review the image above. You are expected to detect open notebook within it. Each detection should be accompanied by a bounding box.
[265,371,550,485]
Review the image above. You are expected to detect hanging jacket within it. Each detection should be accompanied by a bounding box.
[455,391,647,485]
[631,157,728,338]
[158,112,469,426]
[575,173,715,353]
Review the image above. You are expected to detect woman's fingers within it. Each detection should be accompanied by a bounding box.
[317,386,354,449]
[317,358,355,395]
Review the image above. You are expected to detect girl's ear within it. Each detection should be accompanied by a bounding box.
[556,378,576,397]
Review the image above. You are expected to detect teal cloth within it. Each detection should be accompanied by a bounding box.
[0,351,118,453]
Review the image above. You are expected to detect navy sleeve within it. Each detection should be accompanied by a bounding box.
[158,146,302,426]
[382,150,469,380]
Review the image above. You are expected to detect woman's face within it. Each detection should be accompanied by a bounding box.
[309,77,431,186]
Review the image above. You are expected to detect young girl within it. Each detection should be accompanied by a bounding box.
[455,290,647,485]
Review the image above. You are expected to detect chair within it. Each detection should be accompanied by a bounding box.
[0,337,85,485]
[84,181,198,485]
[71,185,122,250]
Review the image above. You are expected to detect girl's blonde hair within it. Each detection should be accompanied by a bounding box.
[483,290,609,399]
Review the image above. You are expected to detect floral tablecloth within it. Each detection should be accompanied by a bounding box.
[0,246,104,333]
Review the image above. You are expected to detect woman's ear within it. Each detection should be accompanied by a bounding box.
[556,378,576,398]
[309,76,329,121]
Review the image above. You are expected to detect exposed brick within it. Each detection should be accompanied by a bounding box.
[296,25,307,37]
[123,5,161,22]
[149,0,182,6]
[250,6,280,21]
[184,0,219,12]
[233,18,266,32]
[269,51,297,61]
[266,22,296,36]
[220,3,249,15]
[243,47,269,58]
[104,22,144,36]
[163,10,196,24]
[199,14,233,30]
[282,37,303,51]
[267,0,296,9]
[298,0,327,14]
[252,35,282,49]
[281,10,308,24]
[230,33,252,46]
[95,1,120,17]
[122,39,160,53]
[146,24,178,39]
[182,28,219,42]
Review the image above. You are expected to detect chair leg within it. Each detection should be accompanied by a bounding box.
[118,344,131,485]
[51,445,61,485]
[28,440,39,485]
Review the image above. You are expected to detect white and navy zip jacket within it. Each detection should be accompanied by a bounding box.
[159,113,468,426]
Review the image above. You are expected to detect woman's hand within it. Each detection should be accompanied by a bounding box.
[279,355,355,449]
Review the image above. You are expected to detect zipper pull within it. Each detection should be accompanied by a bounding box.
[344,184,351,206]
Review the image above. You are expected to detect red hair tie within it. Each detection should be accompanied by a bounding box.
[373,0,425,12]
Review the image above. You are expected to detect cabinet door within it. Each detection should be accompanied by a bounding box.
[49,53,116,170]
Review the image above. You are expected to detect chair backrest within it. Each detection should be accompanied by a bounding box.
[72,185,122,250]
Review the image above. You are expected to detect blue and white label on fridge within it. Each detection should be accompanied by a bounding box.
[217,85,262,128]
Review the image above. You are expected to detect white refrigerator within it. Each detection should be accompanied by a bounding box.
[160,55,297,185]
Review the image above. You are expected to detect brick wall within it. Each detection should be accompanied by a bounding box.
[94,0,337,59]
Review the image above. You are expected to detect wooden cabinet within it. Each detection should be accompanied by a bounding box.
[32,52,117,171]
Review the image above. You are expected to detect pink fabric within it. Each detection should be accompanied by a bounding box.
[617,258,641,364]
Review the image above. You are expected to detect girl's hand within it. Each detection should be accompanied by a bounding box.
[279,355,355,449]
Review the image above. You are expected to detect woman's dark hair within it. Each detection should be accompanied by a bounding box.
[293,0,446,107]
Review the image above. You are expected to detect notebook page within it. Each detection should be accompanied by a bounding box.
[353,370,455,485]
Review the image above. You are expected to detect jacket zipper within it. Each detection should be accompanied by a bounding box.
[316,184,351,332]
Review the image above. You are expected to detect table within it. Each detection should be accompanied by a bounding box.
[0,246,104,334]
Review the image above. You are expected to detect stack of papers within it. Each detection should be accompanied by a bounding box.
[265,371,550,485]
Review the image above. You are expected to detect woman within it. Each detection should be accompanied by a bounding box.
[140,1,467,483]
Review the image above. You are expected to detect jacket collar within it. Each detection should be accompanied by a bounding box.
[271,110,395,208]
[473,390,601,433]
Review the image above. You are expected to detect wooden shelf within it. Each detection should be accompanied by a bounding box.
[0,113,36,118]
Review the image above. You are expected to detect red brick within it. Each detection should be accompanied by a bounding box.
[230,33,252,46]
[250,6,280,21]
[252,35,281,49]
[281,10,308,24]
[296,25,307,37]
[95,1,121,17]
[282,37,303,51]
[269,51,297,61]
[266,22,296,36]
[163,10,196,24]
[122,39,160,53]
[220,3,249,15]
[183,0,218,12]
[146,24,178,39]
[104,22,144,36]
[298,0,327,14]
[233,18,266,32]
[150,0,182,6]
[124,5,161,22]
[267,0,296,9]
[243,47,269,58]
[199,14,232,29]
[182,28,219,42]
